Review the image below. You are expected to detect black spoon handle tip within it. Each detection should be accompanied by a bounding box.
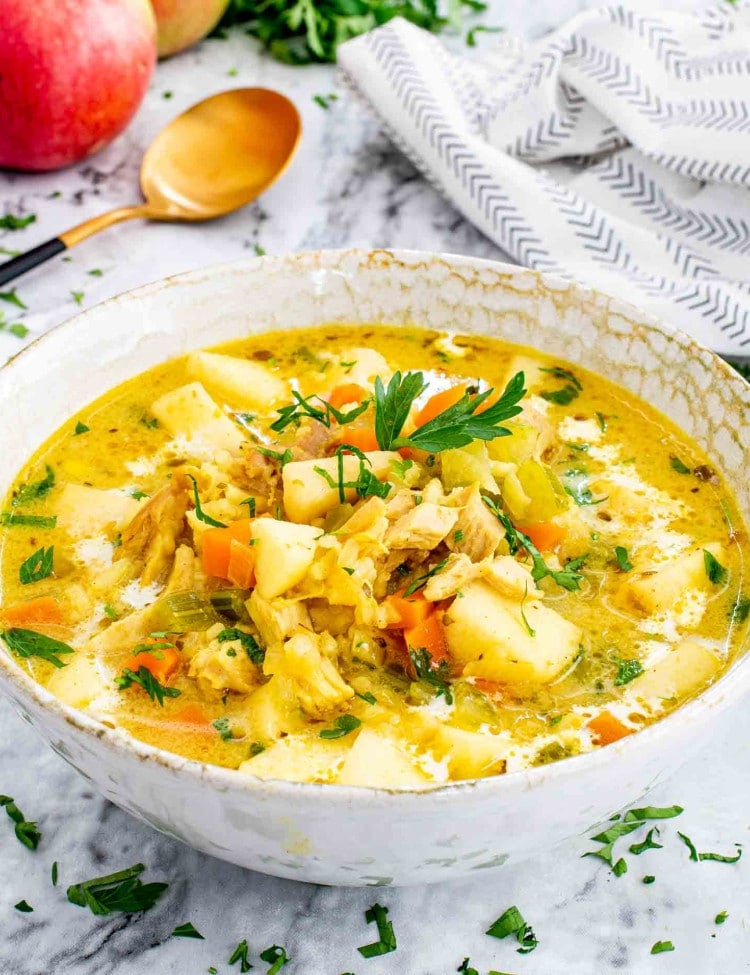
[0,237,67,288]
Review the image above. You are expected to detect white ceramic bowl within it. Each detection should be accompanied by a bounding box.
[1,250,748,886]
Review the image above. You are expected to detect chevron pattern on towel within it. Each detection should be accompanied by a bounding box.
[338,3,750,355]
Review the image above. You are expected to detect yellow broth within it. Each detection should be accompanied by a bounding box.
[0,325,747,785]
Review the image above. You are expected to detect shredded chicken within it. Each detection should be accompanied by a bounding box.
[236,445,281,514]
[115,478,188,585]
[280,629,353,717]
[189,624,259,693]
[481,556,538,600]
[384,502,458,550]
[423,553,481,601]
[164,544,196,594]
[448,486,504,561]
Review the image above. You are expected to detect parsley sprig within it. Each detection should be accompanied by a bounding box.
[271,389,370,432]
[408,648,453,704]
[483,497,587,591]
[67,863,168,915]
[1,627,74,668]
[315,445,392,503]
[19,545,54,585]
[115,665,182,706]
[373,371,526,452]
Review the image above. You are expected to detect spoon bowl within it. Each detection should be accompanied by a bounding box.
[0,88,302,285]
[141,88,302,221]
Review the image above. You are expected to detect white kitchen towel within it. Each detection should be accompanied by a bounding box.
[338,3,750,356]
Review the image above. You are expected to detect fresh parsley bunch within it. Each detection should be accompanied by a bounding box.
[220,0,487,64]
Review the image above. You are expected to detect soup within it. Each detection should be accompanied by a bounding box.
[0,326,747,786]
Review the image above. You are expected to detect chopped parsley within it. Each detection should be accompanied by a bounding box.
[0,213,36,230]
[256,446,293,468]
[313,93,338,109]
[70,290,84,306]
[651,941,675,955]
[358,903,397,957]
[629,827,662,855]
[67,863,168,915]
[409,648,453,704]
[541,385,579,406]
[374,370,526,452]
[614,546,633,572]
[319,714,361,739]
[254,244,266,256]
[715,911,728,925]
[186,473,227,528]
[213,717,233,741]
[140,415,159,429]
[87,268,103,277]
[612,857,628,877]
[669,455,691,474]
[703,549,728,586]
[583,805,683,869]
[595,411,607,432]
[217,627,265,664]
[0,512,57,528]
[519,583,536,637]
[172,922,205,939]
[483,497,587,591]
[104,604,119,620]
[115,665,182,706]
[486,905,538,954]
[731,594,750,623]
[355,690,377,704]
[229,938,252,971]
[0,288,27,310]
[315,445,391,503]
[271,389,370,433]
[14,464,55,505]
[0,795,42,850]
[259,945,290,973]
[643,875,656,884]
[51,861,59,885]
[539,365,582,390]
[19,545,54,585]
[614,657,643,686]
[404,558,448,596]
[73,421,90,435]
[14,899,33,913]
[678,830,742,863]
[390,457,414,480]
[1,628,73,669]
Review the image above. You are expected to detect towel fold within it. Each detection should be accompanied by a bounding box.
[338,3,750,355]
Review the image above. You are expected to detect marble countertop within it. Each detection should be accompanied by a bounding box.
[1,4,748,972]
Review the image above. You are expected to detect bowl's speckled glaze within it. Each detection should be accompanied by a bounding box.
[0,249,748,886]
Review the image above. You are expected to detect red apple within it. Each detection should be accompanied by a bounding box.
[0,0,157,173]
[151,0,231,58]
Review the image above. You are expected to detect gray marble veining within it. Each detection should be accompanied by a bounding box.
[0,2,748,972]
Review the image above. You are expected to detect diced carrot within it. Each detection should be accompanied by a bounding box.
[404,612,449,665]
[228,518,254,545]
[414,385,466,427]
[588,711,633,746]
[202,519,254,579]
[227,538,256,589]
[0,596,64,628]
[123,644,182,684]
[172,703,210,727]
[521,520,566,552]
[383,589,432,629]
[201,527,232,579]
[328,383,369,410]
[338,427,380,453]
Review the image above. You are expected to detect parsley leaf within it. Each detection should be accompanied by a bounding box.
[51,861,59,885]
[643,875,655,884]
[14,465,55,505]
[404,558,448,596]
[358,903,397,957]
[0,213,35,230]
[172,922,204,939]
[259,944,290,973]
[0,512,57,528]
[614,546,633,572]
[319,714,361,739]
[651,941,675,955]
[229,938,252,971]
[315,445,391,503]
[0,288,27,309]
[186,473,227,528]
[271,389,370,433]
[715,911,728,925]
[486,905,538,954]
[14,899,33,912]
[374,371,427,449]
[19,546,54,585]
[73,421,90,435]
[612,857,628,877]
[614,657,643,686]
[408,648,453,704]
[1,628,73,669]
[67,863,168,915]
[629,827,662,855]
[703,549,728,586]
[115,666,182,706]
[213,717,233,741]
[217,627,265,664]
[483,497,586,591]
[0,795,42,850]
[669,455,691,474]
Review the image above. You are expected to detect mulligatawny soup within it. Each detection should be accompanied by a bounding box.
[0,326,747,786]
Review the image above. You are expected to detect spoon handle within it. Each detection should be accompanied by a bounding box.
[0,205,148,288]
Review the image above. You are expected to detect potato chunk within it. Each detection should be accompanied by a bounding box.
[336,728,431,787]
[57,484,142,537]
[152,381,243,451]
[47,651,112,709]
[186,351,288,411]
[621,544,725,615]
[629,640,721,705]
[282,451,398,523]
[444,580,581,684]
[252,519,320,599]
[238,734,350,783]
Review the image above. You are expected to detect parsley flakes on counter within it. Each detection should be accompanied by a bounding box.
[358,903,397,957]
[486,905,538,954]
[0,794,42,850]
[66,863,168,915]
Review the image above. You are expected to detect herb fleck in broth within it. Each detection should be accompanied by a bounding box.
[0,326,746,783]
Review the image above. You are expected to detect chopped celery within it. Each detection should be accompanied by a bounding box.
[486,423,538,465]
[210,589,250,623]
[440,441,499,492]
[154,591,218,631]
[515,460,567,522]
[323,503,355,533]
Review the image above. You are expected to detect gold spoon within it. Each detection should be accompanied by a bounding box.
[0,88,302,287]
